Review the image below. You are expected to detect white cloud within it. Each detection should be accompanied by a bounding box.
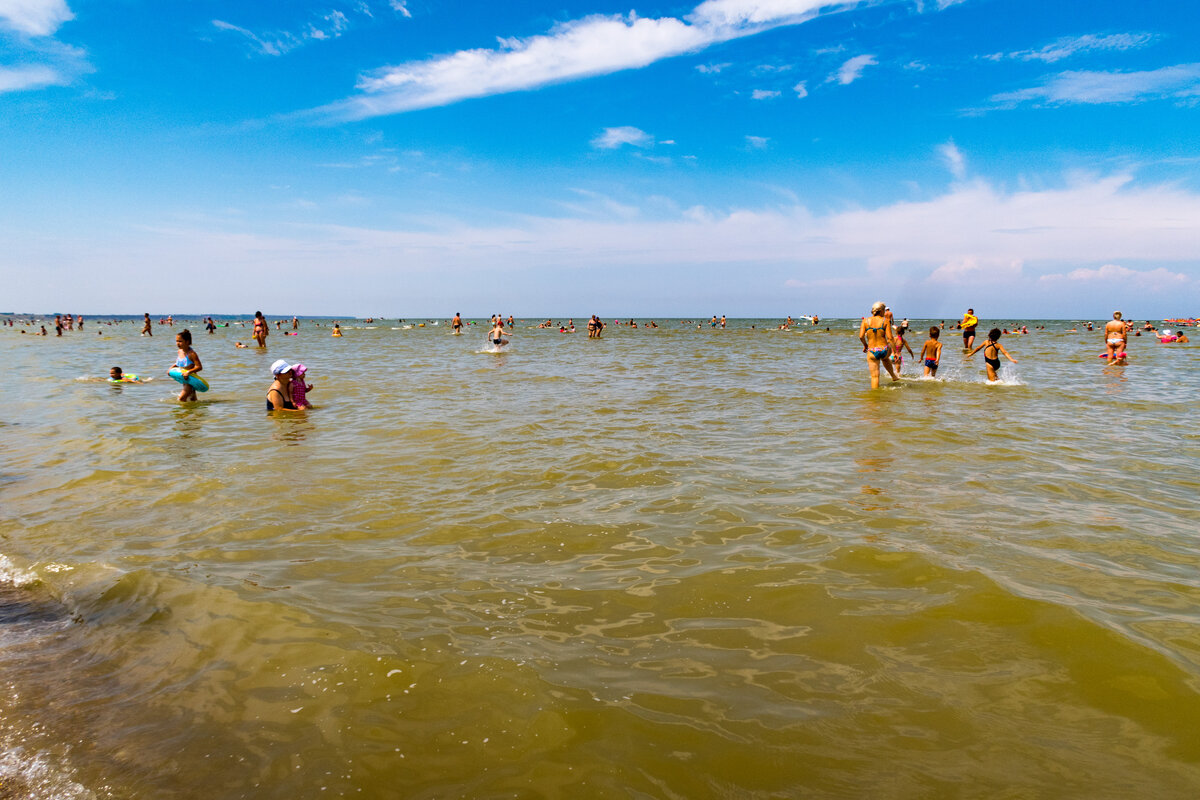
[745,135,769,148]
[0,63,62,92]
[939,140,966,180]
[213,8,359,56]
[696,62,731,74]
[1039,263,1190,288]
[992,33,1154,64]
[0,0,72,36]
[317,0,900,119]
[389,0,412,18]
[793,80,808,98]
[834,54,877,85]
[592,126,654,149]
[991,64,1200,107]
[752,89,780,99]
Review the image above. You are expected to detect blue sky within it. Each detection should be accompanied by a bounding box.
[2,0,1198,317]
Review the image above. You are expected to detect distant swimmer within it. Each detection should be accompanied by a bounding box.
[331,323,342,337]
[967,328,1017,381]
[1103,311,1127,364]
[452,312,463,333]
[961,308,978,350]
[859,301,899,389]
[919,327,943,377]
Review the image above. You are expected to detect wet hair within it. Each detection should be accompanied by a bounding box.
[929,327,940,339]
[110,366,122,376]
[988,328,1002,341]
[177,329,192,345]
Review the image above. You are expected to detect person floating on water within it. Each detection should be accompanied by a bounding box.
[967,328,1017,382]
[109,367,149,383]
[859,301,899,389]
[961,308,978,350]
[1103,311,1127,364]
[171,329,203,402]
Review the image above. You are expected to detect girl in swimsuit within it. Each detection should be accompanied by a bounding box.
[891,324,914,375]
[966,328,1017,382]
[858,301,899,389]
[172,329,203,402]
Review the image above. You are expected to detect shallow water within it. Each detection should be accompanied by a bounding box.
[1,318,1199,799]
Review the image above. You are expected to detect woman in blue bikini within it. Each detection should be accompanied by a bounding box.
[858,301,899,389]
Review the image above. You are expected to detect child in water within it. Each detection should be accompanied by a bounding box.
[919,327,943,378]
[967,328,1017,382]
[290,363,313,409]
[109,367,149,383]
[172,329,203,402]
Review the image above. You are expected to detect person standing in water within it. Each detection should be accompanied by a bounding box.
[142,313,153,336]
[961,308,978,350]
[172,329,203,402]
[253,311,269,348]
[859,301,899,389]
[1104,311,1127,364]
[488,318,510,348]
[967,328,1017,382]
[452,312,463,333]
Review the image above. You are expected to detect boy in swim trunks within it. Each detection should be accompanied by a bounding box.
[919,327,943,377]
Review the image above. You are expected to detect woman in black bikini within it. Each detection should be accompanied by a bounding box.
[267,359,297,411]
[966,328,1017,382]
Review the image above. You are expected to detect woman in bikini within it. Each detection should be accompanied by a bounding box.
[858,301,899,389]
[253,311,269,348]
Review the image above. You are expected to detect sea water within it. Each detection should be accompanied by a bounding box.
[1,318,1199,799]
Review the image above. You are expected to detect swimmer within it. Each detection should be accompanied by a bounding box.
[859,301,899,389]
[109,367,149,383]
[171,329,203,402]
[331,323,342,337]
[967,328,1017,381]
[1104,311,1127,363]
[918,327,943,377]
[235,342,249,349]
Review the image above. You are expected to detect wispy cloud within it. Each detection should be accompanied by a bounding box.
[213,9,354,56]
[991,63,1200,108]
[389,0,412,19]
[745,135,769,148]
[0,0,73,36]
[1038,263,1190,288]
[939,140,966,180]
[752,89,780,99]
[833,54,877,85]
[793,80,808,98]
[0,1,90,94]
[316,0,907,119]
[592,126,654,149]
[987,32,1154,64]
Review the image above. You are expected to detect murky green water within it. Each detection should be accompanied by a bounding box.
[2,318,1199,798]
